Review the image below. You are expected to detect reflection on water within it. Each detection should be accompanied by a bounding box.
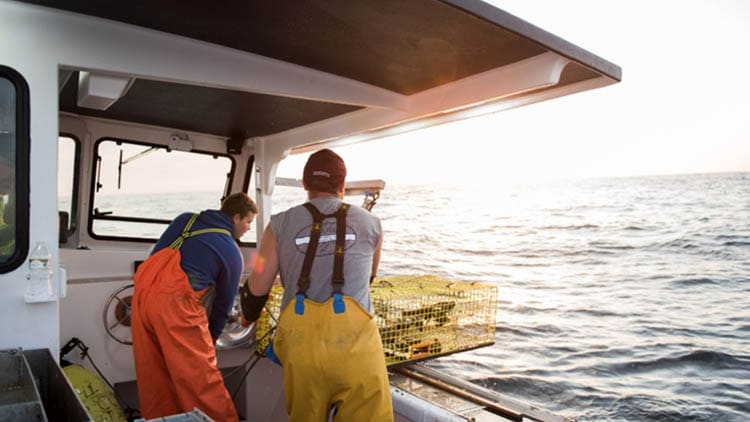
[377,173,750,421]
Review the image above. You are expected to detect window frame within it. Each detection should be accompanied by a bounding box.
[238,154,258,246]
[241,154,255,197]
[0,65,30,273]
[87,136,236,243]
[58,133,81,244]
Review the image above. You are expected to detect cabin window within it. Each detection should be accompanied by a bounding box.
[89,138,234,241]
[58,135,79,244]
[0,67,30,273]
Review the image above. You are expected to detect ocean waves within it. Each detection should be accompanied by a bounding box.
[377,173,750,421]
[455,348,750,421]
[605,350,750,374]
[669,277,718,287]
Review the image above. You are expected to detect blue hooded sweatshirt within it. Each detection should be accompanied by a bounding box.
[153,210,244,339]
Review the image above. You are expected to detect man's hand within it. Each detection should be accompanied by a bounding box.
[240,314,252,327]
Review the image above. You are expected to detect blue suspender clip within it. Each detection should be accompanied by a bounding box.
[332,292,345,314]
[295,293,306,315]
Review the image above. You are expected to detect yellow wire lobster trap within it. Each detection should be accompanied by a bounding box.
[372,275,497,365]
[255,275,498,366]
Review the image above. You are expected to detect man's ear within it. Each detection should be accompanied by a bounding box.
[232,213,241,224]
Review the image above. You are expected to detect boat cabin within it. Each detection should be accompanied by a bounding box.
[0,1,620,420]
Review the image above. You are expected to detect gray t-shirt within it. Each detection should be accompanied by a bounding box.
[271,197,381,314]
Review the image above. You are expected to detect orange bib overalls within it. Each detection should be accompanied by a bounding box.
[272,203,393,421]
[131,214,239,421]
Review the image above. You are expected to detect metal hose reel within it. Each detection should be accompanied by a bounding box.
[102,284,134,345]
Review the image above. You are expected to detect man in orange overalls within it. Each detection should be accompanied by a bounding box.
[132,192,257,421]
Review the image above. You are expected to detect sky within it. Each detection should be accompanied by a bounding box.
[280,0,750,186]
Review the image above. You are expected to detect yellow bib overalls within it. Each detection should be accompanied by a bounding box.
[272,203,393,421]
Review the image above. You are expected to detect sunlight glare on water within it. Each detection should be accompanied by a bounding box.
[375,173,750,422]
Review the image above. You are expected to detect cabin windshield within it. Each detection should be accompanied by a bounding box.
[87,138,241,242]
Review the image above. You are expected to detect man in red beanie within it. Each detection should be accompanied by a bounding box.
[241,149,393,421]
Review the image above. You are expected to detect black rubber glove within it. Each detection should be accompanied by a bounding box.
[239,282,269,325]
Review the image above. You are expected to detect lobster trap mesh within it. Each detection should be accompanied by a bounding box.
[255,275,498,366]
[372,275,497,365]
[255,284,284,354]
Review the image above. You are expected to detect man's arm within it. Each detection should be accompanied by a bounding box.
[208,243,244,342]
[250,225,279,295]
[370,231,383,284]
[240,225,279,324]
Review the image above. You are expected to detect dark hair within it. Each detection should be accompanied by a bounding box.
[221,192,258,217]
[305,178,342,195]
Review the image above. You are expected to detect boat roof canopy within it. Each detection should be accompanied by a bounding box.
[24,0,621,149]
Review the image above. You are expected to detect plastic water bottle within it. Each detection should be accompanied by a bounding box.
[25,241,54,302]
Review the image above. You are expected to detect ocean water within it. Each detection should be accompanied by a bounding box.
[89,172,749,421]
[370,172,748,422]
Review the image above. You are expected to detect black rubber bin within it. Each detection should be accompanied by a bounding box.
[0,348,91,421]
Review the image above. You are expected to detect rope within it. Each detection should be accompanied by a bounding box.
[230,324,277,400]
